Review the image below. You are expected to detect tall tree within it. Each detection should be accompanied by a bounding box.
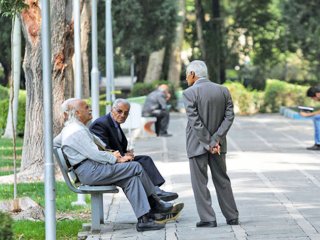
[282,0,320,81]
[18,0,74,179]
[97,0,178,82]
[167,0,186,88]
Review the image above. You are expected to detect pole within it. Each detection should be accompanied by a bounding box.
[73,0,86,206]
[91,0,100,121]
[105,0,114,112]
[74,0,82,99]
[41,0,56,239]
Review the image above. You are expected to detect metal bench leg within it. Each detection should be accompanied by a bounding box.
[91,193,102,232]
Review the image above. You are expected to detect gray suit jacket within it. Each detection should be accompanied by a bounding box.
[183,78,234,158]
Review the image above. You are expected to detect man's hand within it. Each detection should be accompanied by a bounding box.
[210,143,220,155]
[116,155,134,163]
[126,149,135,158]
[300,111,314,117]
[113,150,121,159]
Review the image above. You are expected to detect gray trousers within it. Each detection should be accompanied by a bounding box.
[189,152,238,222]
[75,160,156,218]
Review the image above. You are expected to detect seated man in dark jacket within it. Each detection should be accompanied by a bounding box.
[89,98,178,202]
[142,84,172,137]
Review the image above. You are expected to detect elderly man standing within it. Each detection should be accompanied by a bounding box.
[54,98,177,232]
[142,84,172,137]
[89,99,178,202]
[183,60,239,228]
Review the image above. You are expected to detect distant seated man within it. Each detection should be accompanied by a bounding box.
[53,98,183,232]
[142,84,172,137]
[89,98,178,201]
[300,85,320,150]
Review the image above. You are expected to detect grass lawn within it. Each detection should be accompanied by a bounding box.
[13,220,85,240]
[0,137,23,176]
[0,138,91,239]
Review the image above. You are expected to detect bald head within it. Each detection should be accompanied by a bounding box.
[61,98,92,124]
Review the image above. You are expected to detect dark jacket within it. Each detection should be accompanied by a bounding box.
[89,113,128,155]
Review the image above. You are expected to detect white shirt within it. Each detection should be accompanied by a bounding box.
[54,119,117,166]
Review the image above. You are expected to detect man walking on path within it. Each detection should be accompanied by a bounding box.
[182,60,239,228]
[300,85,320,150]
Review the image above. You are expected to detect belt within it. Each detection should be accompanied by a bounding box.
[73,159,87,170]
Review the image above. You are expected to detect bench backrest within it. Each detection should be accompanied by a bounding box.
[53,147,82,194]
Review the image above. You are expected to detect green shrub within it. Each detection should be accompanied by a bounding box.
[129,82,155,97]
[0,91,26,136]
[261,79,310,113]
[224,81,264,115]
[0,211,13,240]
[129,80,178,110]
[0,85,9,100]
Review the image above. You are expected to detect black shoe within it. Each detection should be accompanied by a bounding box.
[227,218,239,225]
[136,215,165,232]
[149,194,173,214]
[154,203,184,224]
[196,221,217,228]
[157,190,178,202]
[306,144,320,150]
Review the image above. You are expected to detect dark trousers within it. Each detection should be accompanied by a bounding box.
[134,155,165,187]
[152,110,170,135]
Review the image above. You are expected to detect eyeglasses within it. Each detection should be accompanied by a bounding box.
[114,108,129,116]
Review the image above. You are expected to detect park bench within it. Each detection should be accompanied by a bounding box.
[53,147,119,233]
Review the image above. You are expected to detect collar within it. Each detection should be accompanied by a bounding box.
[110,114,120,128]
[193,77,209,86]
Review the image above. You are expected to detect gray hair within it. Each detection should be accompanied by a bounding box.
[61,98,80,122]
[112,98,131,109]
[186,60,208,78]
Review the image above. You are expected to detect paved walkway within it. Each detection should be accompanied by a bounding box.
[80,113,320,240]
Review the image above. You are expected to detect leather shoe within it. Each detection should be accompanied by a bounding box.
[157,190,178,202]
[196,221,217,228]
[227,218,239,225]
[306,144,320,150]
[154,203,184,224]
[149,194,173,214]
[136,215,165,232]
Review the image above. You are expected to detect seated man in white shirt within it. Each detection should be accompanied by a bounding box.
[54,98,183,232]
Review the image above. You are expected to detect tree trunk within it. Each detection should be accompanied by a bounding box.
[143,48,165,84]
[19,0,73,180]
[81,0,91,98]
[3,16,21,139]
[167,0,185,88]
[194,0,206,60]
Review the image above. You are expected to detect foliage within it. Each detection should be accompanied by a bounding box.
[0,211,13,240]
[0,89,26,136]
[13,220,84,240]
[281,0,320,80]
[0,84,8,99]
[130,80,178,110]
[97,0,178,79]
[0,0,27,17]
[261,79,311,113]
[224,81,264,115]
[129,82,155,98]
[0,15,11,85]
